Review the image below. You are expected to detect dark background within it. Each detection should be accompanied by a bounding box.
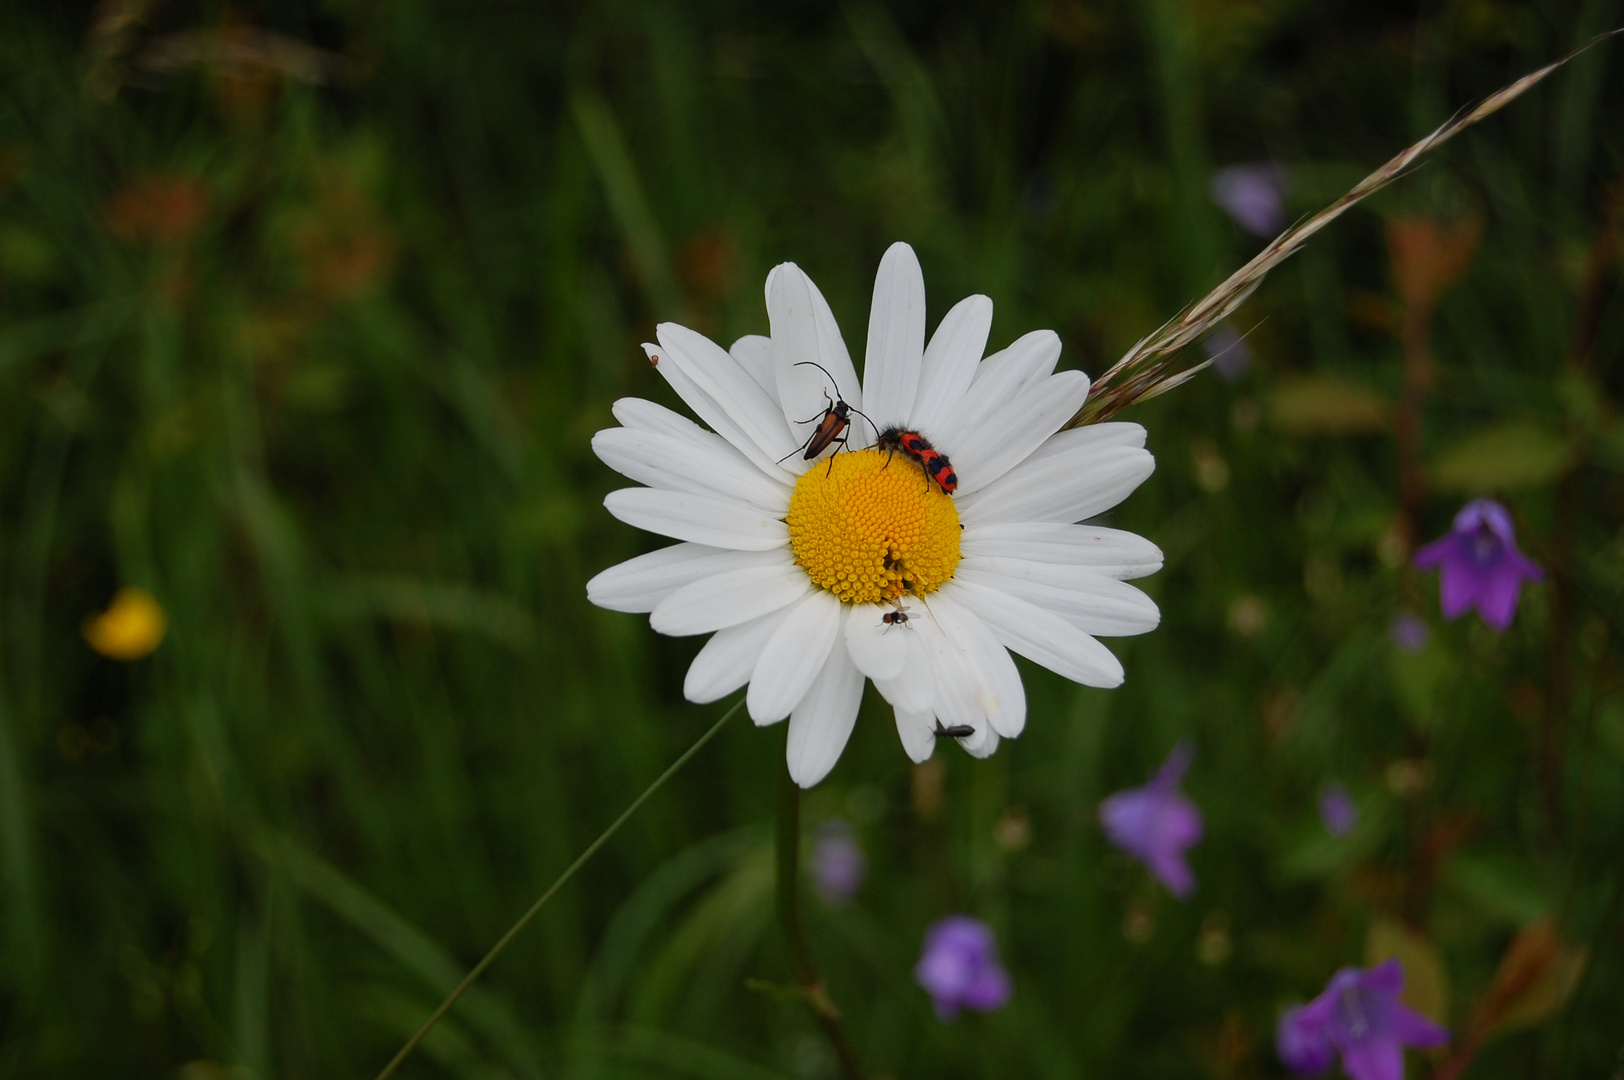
[1,1,1622,1076]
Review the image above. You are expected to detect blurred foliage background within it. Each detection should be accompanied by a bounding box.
[2,1,1623,1077]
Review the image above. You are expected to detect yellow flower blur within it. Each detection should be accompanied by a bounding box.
[83,587,168,660]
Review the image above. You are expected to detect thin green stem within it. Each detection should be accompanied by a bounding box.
[775,758,865,1080]
[374,699,742,1080]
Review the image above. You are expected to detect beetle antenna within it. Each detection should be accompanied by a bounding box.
[847,405,881,443]
[792,360,846,399]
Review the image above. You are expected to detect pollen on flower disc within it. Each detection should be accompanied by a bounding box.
[786,449,961,604]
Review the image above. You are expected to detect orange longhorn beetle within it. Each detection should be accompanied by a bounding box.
[779,361,878,470]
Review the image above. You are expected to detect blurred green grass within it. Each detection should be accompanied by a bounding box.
[1,1,1622,1077]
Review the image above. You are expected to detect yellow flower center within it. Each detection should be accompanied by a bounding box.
[786,448,961,604]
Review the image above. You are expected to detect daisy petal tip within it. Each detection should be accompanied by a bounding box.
[787,749,837,789]
[746,691,788,727]
[644,607,682,637]
[680,673,730,706]
[584,573,641,613]
[906,744,935,764]
[746,670,788,725]
[988,708,1025,740]
[882,238,920,263]
[960,730,1001,759]
[1081,646,1127,689]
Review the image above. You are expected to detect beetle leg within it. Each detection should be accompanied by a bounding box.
[824,433,848,477]
[776,429,818,464]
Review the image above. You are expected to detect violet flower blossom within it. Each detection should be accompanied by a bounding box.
[1318,783,1358,837]
[1277,959,1449,1080]
[1413,498,1543,632]
[914,916,1011,1021]
[1100,742,1204,897]
[1212,163,1287,237]
[810,821,865,906]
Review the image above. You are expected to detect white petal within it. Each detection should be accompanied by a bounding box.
[643,342,790,482]
[605,400,795,508]
[747,590,843,724]
[604,488,789,550]
[651,560,811,636]
[684,606,794,704]
[894,707,937,763]
[946,579,1125,688]
[958,721,1001,759]
[843,602,910,682]
[770,269,837,455]
[729,335,778,403]
[928,590,1027,738]
[949,370,1092,496]
[587,544,754,613]
[960,522,1165,580]
[874,629,935,714]
[861,242,926,428]
[769,265,863,471]
[787,636,865,788]
[911,294,992,438]
[956,560,1161,636]
[910,608,1003,757]
[765,265,860,408]
[915,613,986,740]
[592,428,791,511]
[941,330,1060,438]
[1050,421,1148,451]
[805,273,863,415]
[653,327,798,473]
[612,397,707,440]
[957,433,1154,527]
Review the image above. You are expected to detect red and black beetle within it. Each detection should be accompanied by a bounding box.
[875,427,958,494]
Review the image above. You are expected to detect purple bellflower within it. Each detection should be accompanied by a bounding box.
[1277,959,1448,1080]
[1100,742,1204,898]
[1212,163,1288,237]
[1413,498,1542,632]
[1318,783,1358,837]
[810,821,865,906]
[914,916,1011,1021]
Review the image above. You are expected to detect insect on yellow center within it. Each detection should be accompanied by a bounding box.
[786,448,961,605]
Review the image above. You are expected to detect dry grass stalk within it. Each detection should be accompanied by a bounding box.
[1068,30,1621,428]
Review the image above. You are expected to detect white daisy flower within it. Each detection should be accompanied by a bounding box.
[588,242,1162,788]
